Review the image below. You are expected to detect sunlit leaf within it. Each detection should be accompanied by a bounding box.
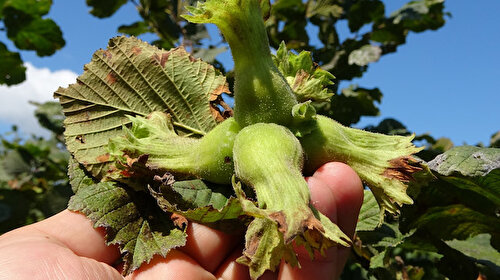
[348,45,382,67]
[55,36,229,178]
[356,190,381,232]
[401,146,500,250]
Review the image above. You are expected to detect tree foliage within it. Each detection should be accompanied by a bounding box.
[0,1,498,279]
[0,0,65,85]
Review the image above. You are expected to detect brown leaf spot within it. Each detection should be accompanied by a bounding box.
[171,213,188,229]
[383,156,423,182]
[120,170,133,177]
[269,211,288,236]
[96,153,110,163]
[293,69,310,90]
[96,153,109,163]
[131,46,142,55]
[303,215,324,233]
[106,72,117,85]
[75,135,85,144]
[7,179,20,189]
[107,165,117,174]
[244,229,264,258]
[125,154,149,168]
[153,52,170,67]
[102,50,112,60]
[224,156,232,164]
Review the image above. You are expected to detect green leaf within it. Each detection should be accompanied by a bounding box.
[358,222,413,249]
[490,131,500,148]
[118,21,150,36]
[348,45,382,66]
[404,146,499,231]
[148,177,245,229]
[32,101,65,136]
[0,189,33,233]
[390,0,446,32]
[67,159,187,275]
[365,118,410,136]
[347,0,385,33]
[86,0,127,18]
[425,146,500,218]
[0,42,26,85]
[4,0,52,16]
[273,42,334,103]
[445,234,500,266]
[193,46,227,64]
[356,190,381,232]
[428,146,500,177]
[54,36,229,178]
[404,204,499,242]
[0,149,31,178]
[4,11,65,56]
[330,85,382,126]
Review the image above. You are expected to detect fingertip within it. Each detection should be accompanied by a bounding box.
[309,162,365,279]
[313,163,363,213]
[311,162,363,237]
[33,210,121,264]
[306,176,337,222]
[127,250,215,280]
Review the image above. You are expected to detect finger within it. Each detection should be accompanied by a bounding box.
[214,246,252,280]
[306,175,338,222]
[312,162,364,278]
[178,222,242,272]
[312,162,364,238]
[279,162,363,280]
[0,231,122,280]
[215,246,278,280]
[8,210,121,264]
[126,249,215,280]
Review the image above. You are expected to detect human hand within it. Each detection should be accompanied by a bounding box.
[0,162,363,280]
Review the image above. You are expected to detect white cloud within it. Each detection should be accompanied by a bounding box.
[0,63,77,137]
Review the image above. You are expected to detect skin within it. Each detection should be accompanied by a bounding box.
[0,162,363,280]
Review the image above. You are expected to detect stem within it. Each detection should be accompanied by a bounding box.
[183,0,298,126]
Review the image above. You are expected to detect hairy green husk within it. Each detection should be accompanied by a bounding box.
[108,112,240,184]
[299,115,423,214]
[232,123,350,278]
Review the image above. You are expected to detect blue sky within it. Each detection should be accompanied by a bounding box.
[0,0,498,146]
